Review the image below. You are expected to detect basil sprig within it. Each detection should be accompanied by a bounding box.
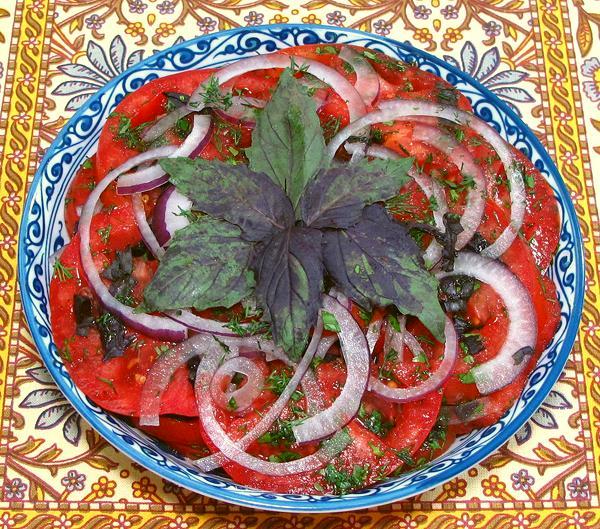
[144,68,445,359]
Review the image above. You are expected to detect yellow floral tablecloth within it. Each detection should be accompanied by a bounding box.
[1,0,599,527]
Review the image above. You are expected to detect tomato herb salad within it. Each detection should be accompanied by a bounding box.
[50,44,561,496]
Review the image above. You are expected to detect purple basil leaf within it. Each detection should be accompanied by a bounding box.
[246,69,327,211]
[323,205,445,340]
[252,226,324,360]
[300,157,413,229]
[160,157,294,242]
[144,217,255,311]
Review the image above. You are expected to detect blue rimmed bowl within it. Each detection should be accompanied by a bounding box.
[18,24,584,512]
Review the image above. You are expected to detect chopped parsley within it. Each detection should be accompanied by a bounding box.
[458,370,476,384]
[320,463,369,495]
[361,50,406,72]
[264,369,304,402]
[322,311,341,332]
[227,397,238,411]
[97,225,112,244]
[192,75,232,110]
[53,259,74,281]
[358,404,394,437]
[96,377,116,393]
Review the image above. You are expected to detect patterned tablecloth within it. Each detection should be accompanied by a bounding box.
[1,0,599,527]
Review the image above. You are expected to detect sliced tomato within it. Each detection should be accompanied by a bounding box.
[134,416,209,458]
[64,155,97,235]
[463,129,560,270]
[443,201,560,410]
[96,69,216,178]
[49,234,197,417]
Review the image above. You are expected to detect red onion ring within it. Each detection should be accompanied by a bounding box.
[117,114,212,195]
[194,317,323,472]
[291,295,370,445]
[412,123,486,251]
[383,315,406,362]
[142,104,192,143]
[138,334,276,426]
[165,309,252,337]
[437,252,537,394]
[187,55,366,123]
[78,147,188,343]
[132,193,165,259]
[152,185,193,247]
[366,318,383,354]
[330,100,524,258]
[213,96,265,128]
[210,356,265,414]
[339,46,380,106]
[194,322,350,476]
[368,317,457,402]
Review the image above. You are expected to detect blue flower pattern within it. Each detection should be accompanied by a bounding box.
[514,389,572,445]
[19,366,82,445]
[52,35,144,111]
[444,42,534,115]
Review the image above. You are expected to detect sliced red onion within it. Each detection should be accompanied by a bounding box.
[211,356,265,414]
[152,185,193,247]
[383,316,406,362]
[369,317,457,402]
[366,318,383,354]
[213,96,265,127]
[132,193,165,259]
[165,309,244,337]
[195,325,350,476]
[291,296,370,445]
[117,114,212,195]
[142,104,192,143]
[315,335,338,359]
[188,55,366,123]
[139,333,228,426]
[404,330,426,361]
[437,252,537,394]
[412,123,486,251]
[339,46,380,106]
[194,317,323,472]
[139,333,276,426]
[330,100,524,258]
[301,368,326,416]
[78,148,188,343]
[197,384,350,475]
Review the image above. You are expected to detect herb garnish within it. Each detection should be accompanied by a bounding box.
[320,463,369,495]
[143,68,446,360]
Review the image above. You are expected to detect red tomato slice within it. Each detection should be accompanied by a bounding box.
[442,200,560,413]
[135,416,209,458]
[49,233,197,417]
[96,69,215,178]
[64,156,97,236]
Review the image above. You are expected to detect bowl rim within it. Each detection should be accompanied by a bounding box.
[18,23,585,513]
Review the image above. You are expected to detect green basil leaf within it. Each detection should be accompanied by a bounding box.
[160,157,294,242]
[253,226,324,360]
[246,69,327,211]
[144,218,254,311]
[300,157,413,229]
[323,205,445,340]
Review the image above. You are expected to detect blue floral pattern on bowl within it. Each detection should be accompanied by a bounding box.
[18,24,584,513]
